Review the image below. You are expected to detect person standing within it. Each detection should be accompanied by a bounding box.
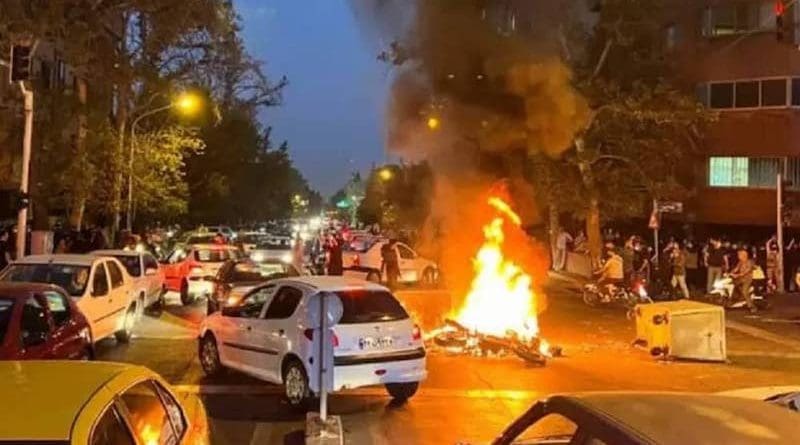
[730,248,757,313]
[0,230,11,269]
[326,234,343,276]
[670,243,690,299]
[705,238,728,293]
[554,228,572,271]
[622,237,635,284]
[381,239,400,290]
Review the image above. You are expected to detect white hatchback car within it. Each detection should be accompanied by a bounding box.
[198,276,426,406]
[92,249,165,316]
[0,254,138,344]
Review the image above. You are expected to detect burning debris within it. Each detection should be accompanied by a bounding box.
[426,194,562,366]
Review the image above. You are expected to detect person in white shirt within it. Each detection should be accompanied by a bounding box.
[554,228,573,271]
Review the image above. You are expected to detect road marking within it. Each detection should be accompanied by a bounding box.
[173,384,542,400]
[727,320,800,350]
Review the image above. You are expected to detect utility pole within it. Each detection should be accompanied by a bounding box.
[778,172,786,293]
[17,83,33,259]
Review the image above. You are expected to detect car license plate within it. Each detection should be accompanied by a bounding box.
[359,336,393,350]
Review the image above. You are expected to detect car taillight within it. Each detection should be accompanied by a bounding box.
[353,255,360,267]
[412,324,421,341]
[303,328,339,347]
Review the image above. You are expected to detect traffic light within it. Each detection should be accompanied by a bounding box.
[776,1,786,41]
[9,44,32,82]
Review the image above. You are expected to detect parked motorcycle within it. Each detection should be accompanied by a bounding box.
[708,266,769,310]
[583,277,653,318]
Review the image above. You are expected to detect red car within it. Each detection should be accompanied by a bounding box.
[162,243,244,305]
[0,282,93,360]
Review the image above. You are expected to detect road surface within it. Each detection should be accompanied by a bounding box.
[95,281,800,444]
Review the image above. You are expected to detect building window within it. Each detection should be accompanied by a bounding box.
[761,79,787,106]
[710,83,734,108]
[709,157,748,187]
[704,2,773,37]
[709,157,783,188]
[735,81,759,108]
[705,78,791,109]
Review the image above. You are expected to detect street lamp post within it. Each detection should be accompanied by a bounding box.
[126,93,200,232]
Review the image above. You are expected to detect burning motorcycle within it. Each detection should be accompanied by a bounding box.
[708,266,769,310]
[583,276,653,318]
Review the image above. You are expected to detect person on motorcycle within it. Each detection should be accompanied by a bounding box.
[729,248,757,313]
[597,248,624,293]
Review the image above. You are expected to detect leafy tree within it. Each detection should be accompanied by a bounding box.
[548,0,715,262]
[358,163,433,231]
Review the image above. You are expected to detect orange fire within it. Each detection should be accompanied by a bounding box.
[452,196,547,352]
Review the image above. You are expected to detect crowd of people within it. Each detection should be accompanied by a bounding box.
[554,226,799,313]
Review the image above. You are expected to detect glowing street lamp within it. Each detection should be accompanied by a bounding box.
[126,91,204,231]
[427,116,441,130]
[378,168,394,182]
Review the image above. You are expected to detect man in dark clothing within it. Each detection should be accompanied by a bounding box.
[381,239,400,290]
[705,238,728,293]
[0,230,10,269]
[326,235,344,276]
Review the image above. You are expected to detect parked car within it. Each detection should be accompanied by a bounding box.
[207,258,302,314]
[0,360,209,444]
[0,255,138,344]
[342,239,439,286]
[199,276,426,407]
[249,235,294,263]
[206,225,236,241]
[0,282,93,360]
[92,249,165,317]
[490,392,800,445]
[162,244,243,305]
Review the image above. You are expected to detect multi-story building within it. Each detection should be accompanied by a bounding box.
[665,1,800,226]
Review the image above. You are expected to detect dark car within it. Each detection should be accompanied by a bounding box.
[0,282,93,360]
[207,259,301,314]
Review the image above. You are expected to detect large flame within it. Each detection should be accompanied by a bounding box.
[452,196,542,343]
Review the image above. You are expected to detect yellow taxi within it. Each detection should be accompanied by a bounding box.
[0,361,209,445]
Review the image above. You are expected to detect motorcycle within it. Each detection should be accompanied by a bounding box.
[583,276,654,318]
[708,266,769,310]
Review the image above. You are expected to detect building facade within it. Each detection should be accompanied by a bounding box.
[670,0,800,225]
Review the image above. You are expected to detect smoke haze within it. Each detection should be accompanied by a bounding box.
[351,0,589,306]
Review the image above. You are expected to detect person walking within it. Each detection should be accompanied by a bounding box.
[622,237,636,284]
[705,238,727,293]
[381,239,401,290]
[554,228,572,271]
[670,243,690,299]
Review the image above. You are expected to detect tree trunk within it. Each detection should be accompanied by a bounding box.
[586,197,602,267]
[548,199,560,268]
[575,137,603,266]
[68,78,88,230]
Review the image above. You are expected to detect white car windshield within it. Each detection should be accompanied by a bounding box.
[0,264,91,297]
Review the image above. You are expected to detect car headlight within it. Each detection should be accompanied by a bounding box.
[251,252,265,262]
[281,253,293,264]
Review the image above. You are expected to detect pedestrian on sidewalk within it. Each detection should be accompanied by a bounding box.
[670,243,690,299]
[554,228,572,271]
[622,237,635,284]
[705,238,728,293]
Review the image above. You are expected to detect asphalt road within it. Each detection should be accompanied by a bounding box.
[94,282,800,444]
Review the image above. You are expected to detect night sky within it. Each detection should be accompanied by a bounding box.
[235,0,388,196]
